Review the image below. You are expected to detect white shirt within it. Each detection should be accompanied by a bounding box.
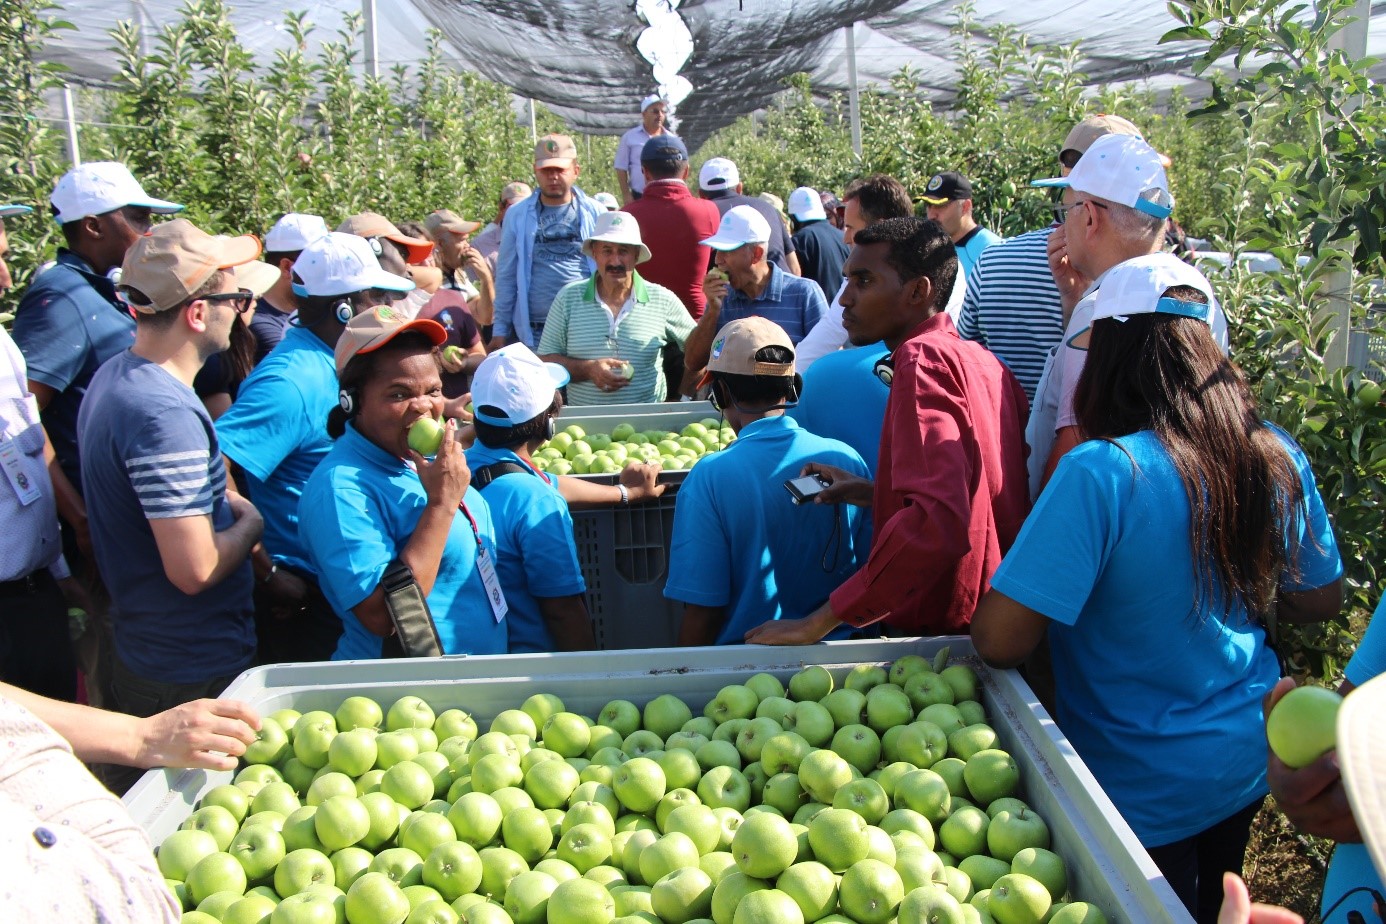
[0,327,67,582]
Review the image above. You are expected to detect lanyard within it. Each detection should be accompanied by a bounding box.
[456,500,484,552]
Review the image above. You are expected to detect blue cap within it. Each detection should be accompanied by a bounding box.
[641,135,688,164]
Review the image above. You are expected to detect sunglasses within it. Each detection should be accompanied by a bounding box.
[203,288,255,313]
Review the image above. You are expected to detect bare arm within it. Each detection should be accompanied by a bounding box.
[970,589,1050,669]
[683,302,721,375]
[148,493,263,596]
[678,604,726,647]
[616,169,632,205]
[201,392,233,420]
[43,428,90,559]
[557,462,664,509]
[786,251,802,277]
[1039,425,1083,494]
[1276,577,1342,625]
[539,594,597,650]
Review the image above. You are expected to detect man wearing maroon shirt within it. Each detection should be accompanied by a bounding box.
[746,217,1030,643]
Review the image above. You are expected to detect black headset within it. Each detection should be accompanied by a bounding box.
[873,353,894,386]
[707,375,801,414]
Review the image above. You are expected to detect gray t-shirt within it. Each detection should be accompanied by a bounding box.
[529,200,586,329]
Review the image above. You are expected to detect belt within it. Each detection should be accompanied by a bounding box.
[0,570,54,596]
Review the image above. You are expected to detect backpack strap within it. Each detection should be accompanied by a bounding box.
[472,461,531,490]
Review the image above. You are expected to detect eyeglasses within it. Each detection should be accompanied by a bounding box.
[204,288,255,313]
[1050,199,1108,224]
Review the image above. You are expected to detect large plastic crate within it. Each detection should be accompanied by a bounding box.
[124,638,1193,923]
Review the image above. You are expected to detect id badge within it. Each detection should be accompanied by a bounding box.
[0,437,41,506]
[476,547,509,623]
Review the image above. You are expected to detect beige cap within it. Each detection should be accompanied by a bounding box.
[501,182,533,204]
[237,260,281,297]
[119,218,260,313]
[535,133,578,168]
[334,304,448,375]
[701,316,795,387]
[424,208,482,239]
[336,212,435,264]
[1061,113,1144,158]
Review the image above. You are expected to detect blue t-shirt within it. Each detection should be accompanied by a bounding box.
[718,265,827,345]
[1322,593,1386,922]
[664,416,871,644]
[12,251,136,492]
[530,200,586,331]
[788,341,889,475]
[298,424,507,660]
[955,226,1003,278]
[990,428,1342,847]
[216,326,338,574]
[465,444,586,653]
[77,351,255,683]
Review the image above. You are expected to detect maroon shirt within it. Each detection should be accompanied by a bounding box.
[621,179,721,319]
[829,312,1031,634]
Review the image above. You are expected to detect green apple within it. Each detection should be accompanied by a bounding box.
[986,809,1049,862]
[611,423,636,441]
[275,847,335,897]
[476,846,529,902]
[796,750,853,806]
[377,730,423,770]
[557,822,614,873]
[402,812,460,858]
[893,768,951,825]
[919,704,967,738]
[743,672,785,702]
[387,695,436,732]
[323,728,378,778]
[820,689,866,729]
[985,797,1031,820]
[732,887,804,924]
[492,709,539,739]
[503,869,558,924]
[351,791,399,851]
[940,665,981,703]
[788,666,833,702]
[383,760,440,809]
[228,822,286,883]
[236,764,285,788]
[240,810,288,834]
[958,854,1010,891]
[939,806,990,859]
[865,824,896,866]
[697,766,751,813]
[1267,685,1343,768]
[183,804,241,852]
[548,877,615,924]
[710,871,771,924]
[988,873,1051,924]
[293,714,338,770]
[806,807,868,873]
[571,781,621,819]
[879,807,936,850]
[957,701,988,727]
[758,733,811,776]
[832,778,889,825]
[706,685,760,723]
[187,851,248,905]
[332,845,375,890]
[753,697,795,726]
[837,858,903,924]
[888,655,933,686]
[492,787,535,816]
[895,844,947,893]
[158,828,220,880]
[651,866,715,923]
[1010,847,1066,902]
[202,784,251,823]
[1046,901,1108,924]
[307,771,357,806]
[897,721,948,769]
[735,717,786,764]
[268,890,337,924]
[664,803,721,855]
[533,859,579,885]
[667,731,710,754]
[698,851,737,884]
[844,665,889,694]
[222,891,279,924]
[774,860,836,921]
[372,846,427,889]
[584,725,624,757]
[640,831,702,884]
[898,884,967,924]
[344,871,410,924]
[243,717,291,766]
[932,757,971,798]
[696,739,742,773]
[622,730,665,759]
[523,758,579,810]
[335,695,384,732]
[594,700,640,739]
[873,760,915,798]
[964,750,1020,805]
[829,724,881,775]
[500,806,554,864]
[863,684,913,735]
[711,718,750,744]
[775,704,831,752]
[644,694,695,740]
[408,417,445,456]
[759,773,807,819]
[612,757,667,814]
[655,788,701,830]
[904,672,956,711]
[613,828,656,878]
[729,812,796,880]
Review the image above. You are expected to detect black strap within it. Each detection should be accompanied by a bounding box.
[472,461,531,490]
[379,559,442,658]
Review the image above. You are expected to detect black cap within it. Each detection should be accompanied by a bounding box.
[641,135,688,164]
[920,171,973,204]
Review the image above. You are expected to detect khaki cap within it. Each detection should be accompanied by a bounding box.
[334,304,448,375]
[535,133,578,168]
[501,182,533,204]
[699,316,795,387]
[119,218,260,313]
[336,212,435,264]
[1061,113,1144,158]
[424,208,482,239]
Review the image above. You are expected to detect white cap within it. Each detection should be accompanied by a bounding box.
[593,192,619,212]
[701,205,771,251]
[787,187,826,222]
[50,162,183,224]
[1069,252,1216,349]
[583,210,651,264]
[1339,672,1386,883]
[290,232,415,298]
[1031,133,1173,219]
[0,204,31,219]
[641,94,665,112]
[471,344,571,427]
[264,213,329,253]
[699,157,741,192]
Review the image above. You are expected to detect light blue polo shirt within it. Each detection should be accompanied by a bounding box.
[216,326,337,573]
[298,424,507,660]
[990,427,1342,847]
[788,341,889,475]
[664,415,871,644]
[718,264,827,345]
[465,443,587,653]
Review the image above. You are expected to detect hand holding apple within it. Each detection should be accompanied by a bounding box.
[136,698,262,770]
[618,460,665,503]
[1263,678,1360,843]
[410,418,470,509]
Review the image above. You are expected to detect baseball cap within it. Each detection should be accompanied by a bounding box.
[641,94,666,112]
[1031,133,1173,219]
[237,261,282,297]
[118,218,260,313]
[593,192,619,212]
[700,317,795,387]
[471,343,571,427]
[50,162,183,224]
[0,204,32,219]
[642,134,688,164]
[424,209,482,239]
[337,212,435,264]
[583,210,651,264]
[1339,672,1386,882]
[1060,113,1144,160]
[263,213,329,253]
[819,191,843,212]
[535,133,578,168]
[701,205,771,251]
[920,172,973,205]
[501,182,533,204]
[787,187,827,222]
[1069,252,1216,349]
[292,232,416,299]
[334,304,447,376]
[699,157,741,192]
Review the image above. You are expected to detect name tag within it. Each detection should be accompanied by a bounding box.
[476,547,508,623]
[0,437,42,506]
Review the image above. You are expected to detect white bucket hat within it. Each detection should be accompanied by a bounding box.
[50,162,183,224]
[583,210,652,264]
[471,344,571,427]
[291,232,415,298]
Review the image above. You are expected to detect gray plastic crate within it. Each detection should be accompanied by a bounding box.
[124,638,1192,923]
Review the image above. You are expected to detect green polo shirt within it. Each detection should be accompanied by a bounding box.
[538,271,696,406]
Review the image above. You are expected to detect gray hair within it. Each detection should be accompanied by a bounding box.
[1105,189,1168,244]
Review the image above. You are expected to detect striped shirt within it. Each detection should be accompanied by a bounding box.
[538,272,696,406]
[719,264,827,346]
[956,226,1064,400]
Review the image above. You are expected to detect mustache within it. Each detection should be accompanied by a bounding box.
[603,265,630,274]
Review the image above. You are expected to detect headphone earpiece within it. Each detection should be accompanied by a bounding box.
[544,414,557,441]
[367,237,384,256]
[708,381,725,413]
[788,373,802,404]
[873,353,894,387]
[335,300,353,324]
[338,388,357,416]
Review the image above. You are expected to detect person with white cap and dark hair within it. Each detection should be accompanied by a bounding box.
[696,156,799,275]
[77,218,268,792]
[787,185,849,301]
[615,93,677,204]
[297,307,508,660]
[538,210,695,405]
[972,252,1343,922]
[216,232,416,665]
[254,212,329,360]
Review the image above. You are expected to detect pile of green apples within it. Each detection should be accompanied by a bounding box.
[157,655,1110,924]
[531,422,735,476]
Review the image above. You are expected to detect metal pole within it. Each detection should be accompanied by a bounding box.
[529,99,537,143]
[362,0,379,80]
[846,24,862,158]
[62,84,81,167]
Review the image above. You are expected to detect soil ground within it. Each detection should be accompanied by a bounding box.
[1245,799,1333,919]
